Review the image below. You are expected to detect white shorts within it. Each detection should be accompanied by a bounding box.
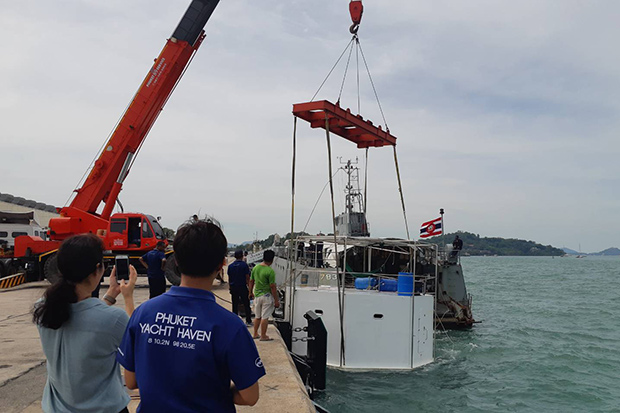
[254,294,275,319]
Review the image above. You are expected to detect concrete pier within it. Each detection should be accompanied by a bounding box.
[0,270,314,412]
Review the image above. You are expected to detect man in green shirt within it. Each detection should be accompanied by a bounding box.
[249,250,279,341]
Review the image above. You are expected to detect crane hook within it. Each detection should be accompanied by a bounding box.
[349,0,363,34]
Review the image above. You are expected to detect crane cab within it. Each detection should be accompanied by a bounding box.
[105,213,167,252]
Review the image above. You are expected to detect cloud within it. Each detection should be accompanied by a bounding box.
[1,0,618,252]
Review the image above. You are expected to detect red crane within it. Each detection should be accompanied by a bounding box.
[13,0,221,281]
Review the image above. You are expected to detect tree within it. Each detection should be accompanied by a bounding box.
[163,227,175,240]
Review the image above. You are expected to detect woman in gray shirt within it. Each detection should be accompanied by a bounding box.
[33,234,136,413]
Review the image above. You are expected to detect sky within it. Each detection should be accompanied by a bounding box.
[1,0,619,253]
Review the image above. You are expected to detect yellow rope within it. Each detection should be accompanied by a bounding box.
[325,114,346,366]
[393,146,410,240]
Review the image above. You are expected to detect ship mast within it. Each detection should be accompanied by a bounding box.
[335,158,369,237]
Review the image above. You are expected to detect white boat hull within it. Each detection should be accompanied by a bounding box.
[290,287,434,369]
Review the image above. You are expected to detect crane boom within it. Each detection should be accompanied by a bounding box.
[12,0,224,282]
[48,0,220,239]
[73,0,220,218]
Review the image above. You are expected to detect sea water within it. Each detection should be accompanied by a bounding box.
[314,256,620,412]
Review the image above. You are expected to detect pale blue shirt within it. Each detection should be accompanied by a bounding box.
[37,298,130,413]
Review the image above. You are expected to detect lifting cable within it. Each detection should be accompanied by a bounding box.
[63,98,132,207]
[356,36,361,114]
[122,48,201,200]
[393,146,411,240]
[64,46,199,213]
[301,168,342,234]
[357,38,389,132]
[311,37,356,102]
[363,147,368,214]
[325,114,346,367]
[287,117,298,318]
[337,39,356,104]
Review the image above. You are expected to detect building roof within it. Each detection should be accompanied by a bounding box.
[0,192,57,213]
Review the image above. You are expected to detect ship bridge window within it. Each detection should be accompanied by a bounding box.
[12,232,28,238]
[0,231,7,238]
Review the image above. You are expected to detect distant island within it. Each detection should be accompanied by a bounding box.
[562,247,620,256]
[232,231,611,257]
[424,231,565,256]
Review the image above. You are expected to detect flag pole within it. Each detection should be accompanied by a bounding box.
[440,208,445,250]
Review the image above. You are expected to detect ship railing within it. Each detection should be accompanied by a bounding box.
[289,266,436,296]
[438,248,460,265]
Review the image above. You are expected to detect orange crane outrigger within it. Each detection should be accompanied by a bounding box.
[13,0,221,281]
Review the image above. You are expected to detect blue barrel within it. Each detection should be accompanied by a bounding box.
[379,278,398,292]
[355,277,378,290]
[397,272,414,296]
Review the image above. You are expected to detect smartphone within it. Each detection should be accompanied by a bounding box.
[115,255,130,281]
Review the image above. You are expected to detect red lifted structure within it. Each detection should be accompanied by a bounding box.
[293,1,396,149]
[292,100,397,148]
[12,0,221,282]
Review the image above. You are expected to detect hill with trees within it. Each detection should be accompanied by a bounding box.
[423,231,565,256]
[233,230,566,256]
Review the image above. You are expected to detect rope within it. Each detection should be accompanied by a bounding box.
[288,117,298,317]
[311,37,356,102]
[393,146,410,240]
[325,114,346,366]
[356,38,361,114]
[363,148,368,214]
[301,168,342,234]
[65,44,199,213]
[290,117,297,246]
[357,38,389,131]
[212,291,232,304]
[116,47,200,214]
[337,39,356,104]
[63,98,133,207]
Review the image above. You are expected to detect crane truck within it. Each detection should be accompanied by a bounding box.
[7,0,221,284]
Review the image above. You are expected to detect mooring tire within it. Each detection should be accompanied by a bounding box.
[164,254,181,286]
[44,254,61,284]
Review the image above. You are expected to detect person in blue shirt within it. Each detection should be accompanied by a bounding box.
[227,250,253,326]
[117,219,265,411]
[139,241,167,299]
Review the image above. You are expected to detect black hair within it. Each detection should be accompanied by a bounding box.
[156,241,166,248]
[263,250,275,264]
[234,250,243,259]
[33,234,104,330]
[174,219,227,278]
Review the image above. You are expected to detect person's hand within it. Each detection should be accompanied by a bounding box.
[274,299,280,308]
[120,265,138,298]
[105,266,121,299]
[249,292,254,300]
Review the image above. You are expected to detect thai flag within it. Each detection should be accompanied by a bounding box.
[420,217,442,238]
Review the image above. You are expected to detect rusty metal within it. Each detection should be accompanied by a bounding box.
[292,100,396,148]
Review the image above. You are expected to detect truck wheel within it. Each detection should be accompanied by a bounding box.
[164,254,181,286]
[4,261,19,277]
[44,254,61,284]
